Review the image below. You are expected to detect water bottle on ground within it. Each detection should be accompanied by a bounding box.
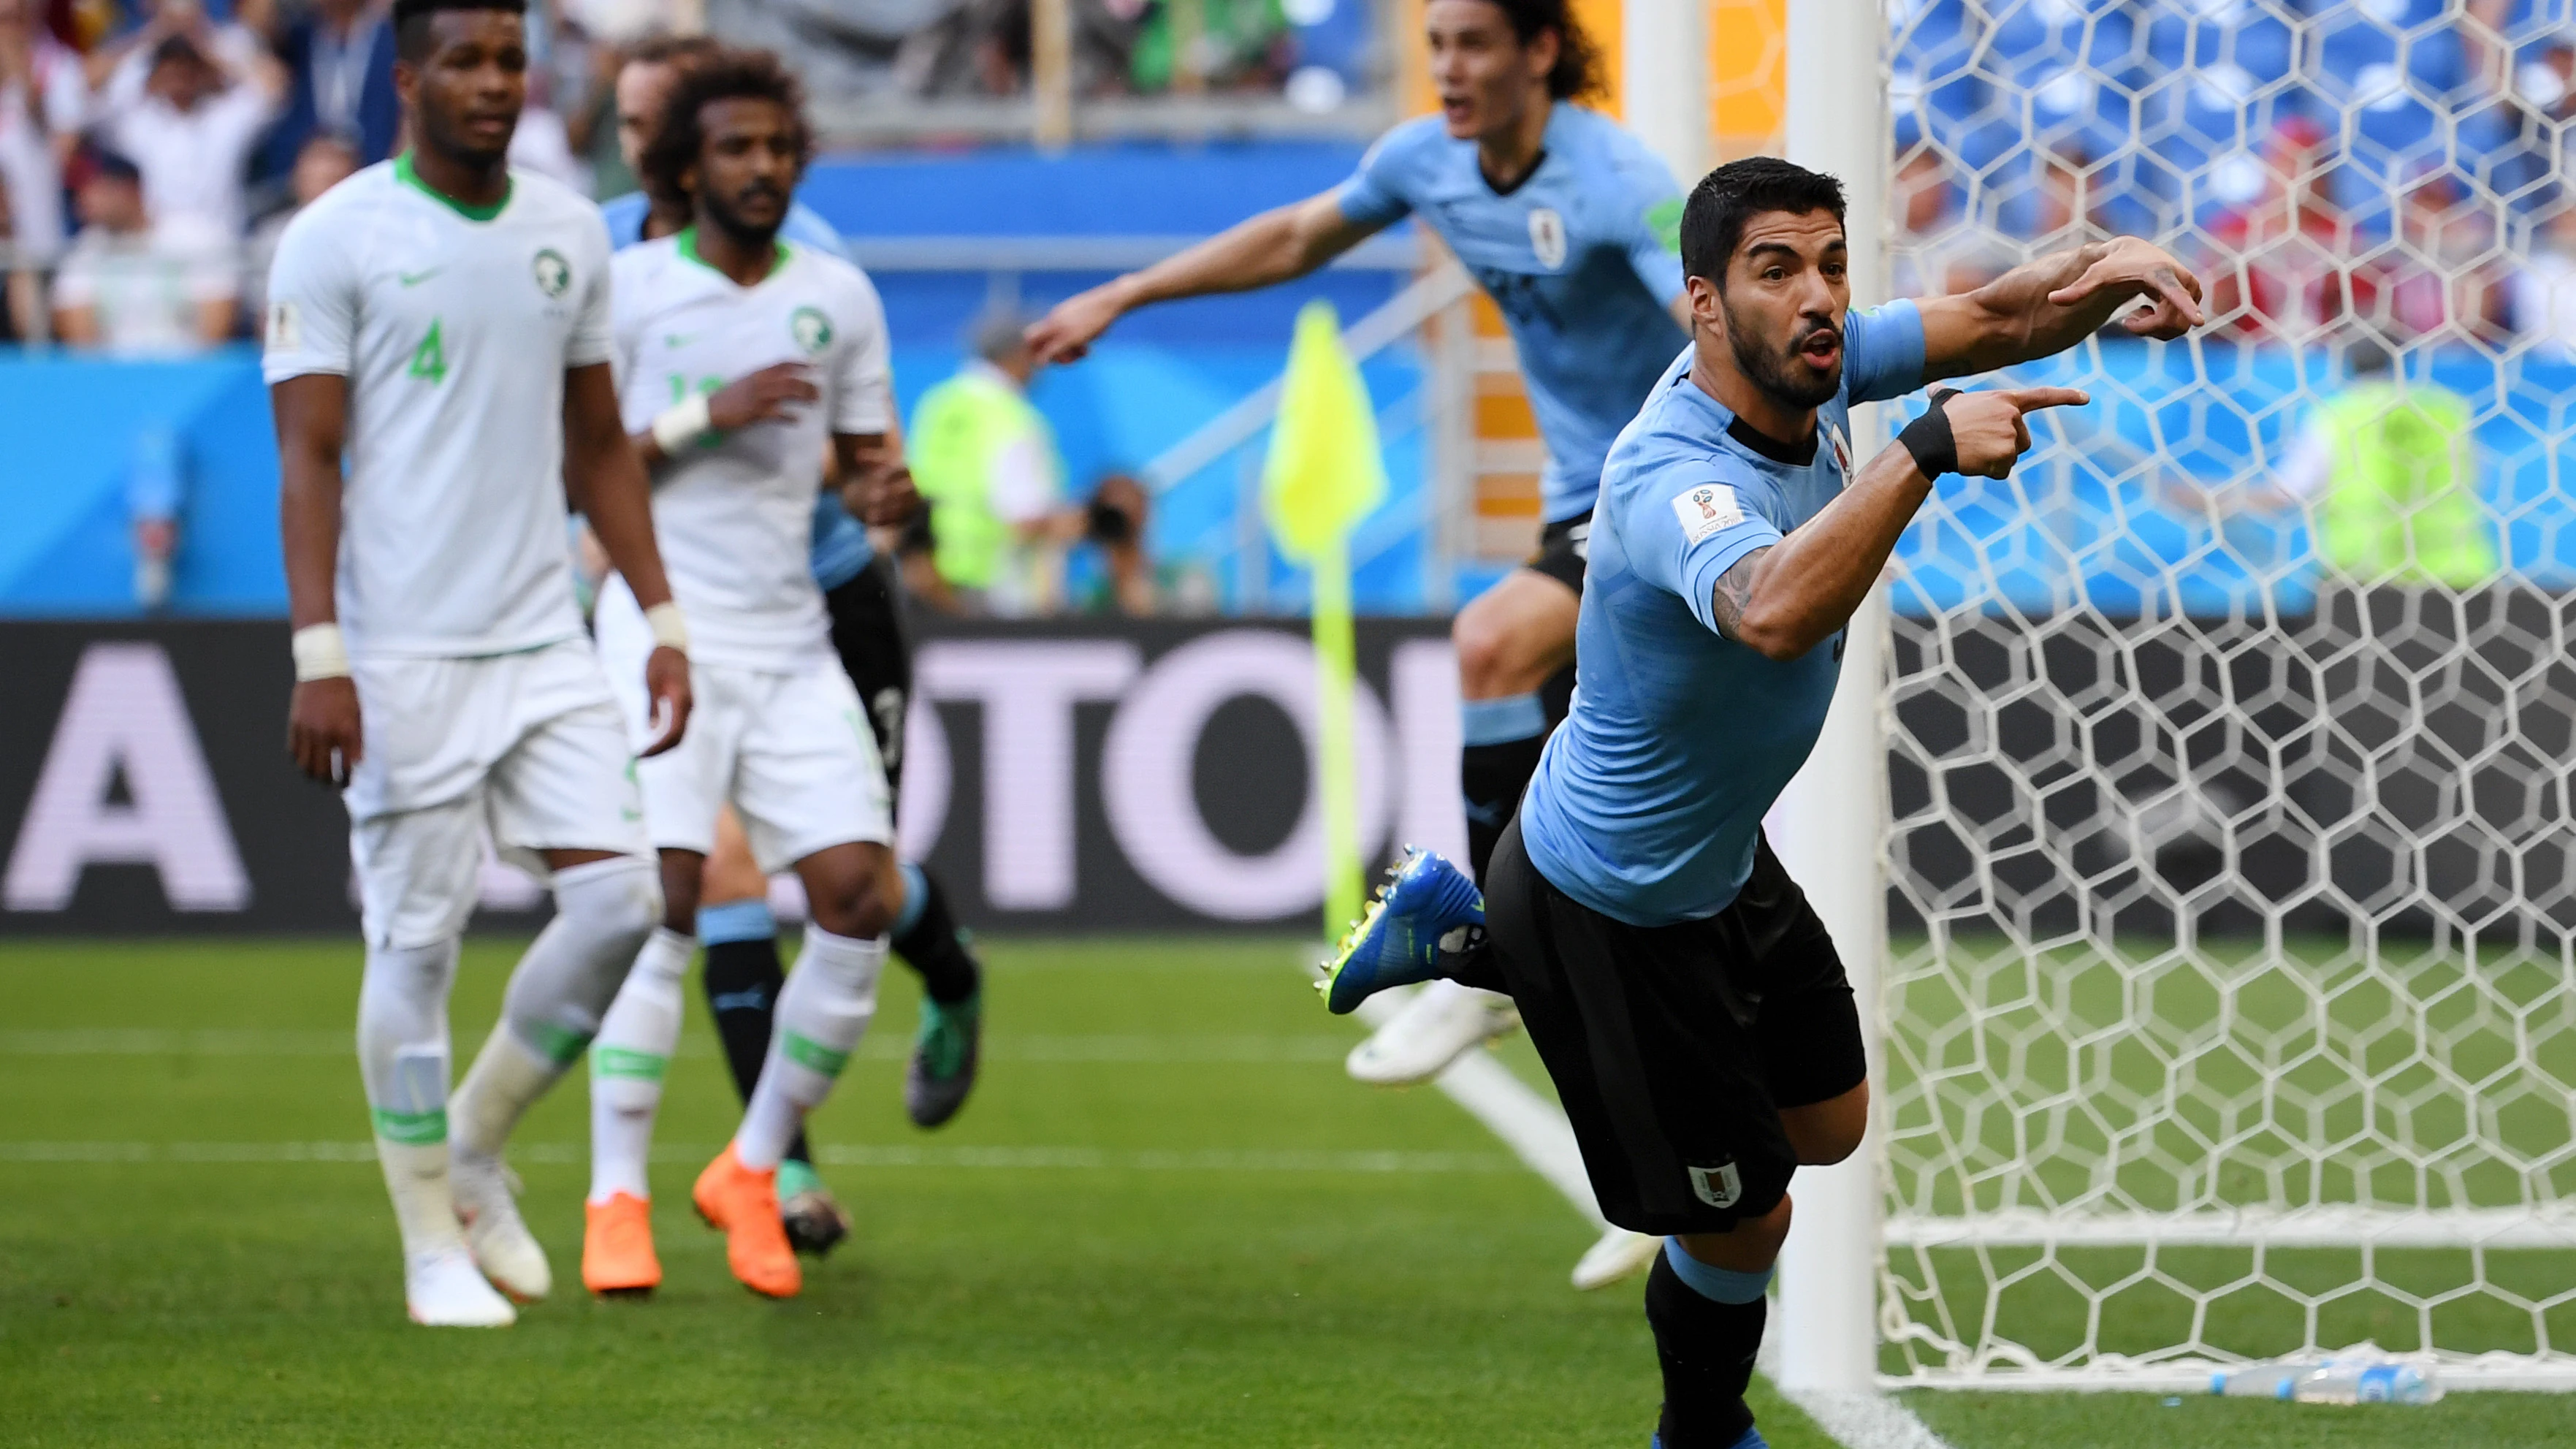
[2211,1355,2439,1404]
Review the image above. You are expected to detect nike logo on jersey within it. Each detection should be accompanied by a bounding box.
[398,268,442,286]
[663,333,695,349]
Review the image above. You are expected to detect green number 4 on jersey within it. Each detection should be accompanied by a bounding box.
[409,321,448,384]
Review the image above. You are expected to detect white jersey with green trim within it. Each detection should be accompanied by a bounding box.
[261,156,615,660]
[601,232,893,672]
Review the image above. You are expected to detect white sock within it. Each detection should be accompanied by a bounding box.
[454,856,662,1164]
[588,927,693,1204]
[356,940,465,1253]
[732,924,884,1171]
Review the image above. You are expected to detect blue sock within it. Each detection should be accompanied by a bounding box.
[893,861,929,939]
[697,898,776,947]
[1661,1237,1775,1304]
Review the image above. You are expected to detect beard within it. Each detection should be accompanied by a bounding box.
[1723,298,1843,411]
[704,181,788,248]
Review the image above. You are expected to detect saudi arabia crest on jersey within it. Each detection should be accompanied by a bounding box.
[1528,208,1567,270]
[532,248,571,297]
[790,305,833,355]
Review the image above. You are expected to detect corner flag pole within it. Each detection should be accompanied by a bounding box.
[1262,300,1388,940]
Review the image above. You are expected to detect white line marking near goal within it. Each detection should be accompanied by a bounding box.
[1344,974,1958,1449]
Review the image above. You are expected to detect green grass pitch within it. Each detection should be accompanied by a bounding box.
[2,936,2570,1447]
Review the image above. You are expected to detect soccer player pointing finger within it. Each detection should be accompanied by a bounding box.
[1318,156,2201,1448]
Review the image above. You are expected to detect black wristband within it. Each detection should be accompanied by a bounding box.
[1898,387,1962,480]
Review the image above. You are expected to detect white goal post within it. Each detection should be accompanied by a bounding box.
[1636,0,2576,1396]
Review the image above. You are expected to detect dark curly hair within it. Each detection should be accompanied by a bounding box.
[637,47,814,214]
[1486,0,1603,102]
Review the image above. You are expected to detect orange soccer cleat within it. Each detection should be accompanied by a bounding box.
[692,1146,801,1298]
[582,1192,661,1297]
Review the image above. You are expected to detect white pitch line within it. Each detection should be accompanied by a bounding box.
[1339,973,1956,1449]
[0,1139,1517,1175]
[0,1030,1351,1064]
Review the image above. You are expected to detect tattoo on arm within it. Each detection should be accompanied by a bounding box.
[1709,547,1770,644]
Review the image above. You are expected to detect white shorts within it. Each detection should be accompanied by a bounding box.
[605,650,892,875]
[346,639,650,948]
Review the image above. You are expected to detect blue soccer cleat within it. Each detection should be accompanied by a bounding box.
[1317,849,1484,1016]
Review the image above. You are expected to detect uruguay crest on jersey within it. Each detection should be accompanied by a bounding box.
[1528,207,1567,270]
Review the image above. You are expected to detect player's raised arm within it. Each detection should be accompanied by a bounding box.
[565,360,693,756]
[1026,190,1387,365]
[274,370,361,786]
[1707,386,2087,661]
[1916,236,2206,382]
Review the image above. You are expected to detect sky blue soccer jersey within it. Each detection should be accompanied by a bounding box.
[1336,104,1688,525]
[603,191,877,591]
[1518,300,1927,927]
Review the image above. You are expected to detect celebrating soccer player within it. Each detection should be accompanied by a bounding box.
[267,0,692,1326]
[1026,0,1688,1105]
[1319,157,2203,1448]
[580,49,915,1302]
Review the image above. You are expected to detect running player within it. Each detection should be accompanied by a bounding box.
[601,39,988,1255]
[267,0,692,1326]
[1027,0,1688,1095]
[1320,158,2204,1448]
[582,49,910,1301]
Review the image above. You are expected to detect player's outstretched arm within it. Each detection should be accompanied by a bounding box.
[275,371,362,786]
[1916,237,2205,382]
[1026,192,1384,365]
[566,361,694,756]
[1710,387,2089,660]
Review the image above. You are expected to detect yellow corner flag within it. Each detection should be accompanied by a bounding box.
[1262,300,1385,940]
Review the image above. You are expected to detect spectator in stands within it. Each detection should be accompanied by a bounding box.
[2200,116,2363,346]
[0,0,88,170]
[1889,148,2007,299]
[2512,203,2576,360]
[261,0,397,178]
[96,29,284,245]
[2368,169,2511,349]
[86,0,275,118]
[0,0,66,341]
[1080,471,1159,616]
[240,127,356,323]
[51,150,236,352]
[908,310,1083,616]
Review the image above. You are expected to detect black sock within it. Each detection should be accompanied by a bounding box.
[700,935,810,1167]
[891,867,982,1006]
[1460,734,1548,884]
[1644,1249,1764,1449]
[1436,924,1506,994]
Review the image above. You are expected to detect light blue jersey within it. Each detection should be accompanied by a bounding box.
[1520,300,1927,927]
[1337,105,1688,523]
[603,191,877,592]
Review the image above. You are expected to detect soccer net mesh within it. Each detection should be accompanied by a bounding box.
[1870,0,2576,1389]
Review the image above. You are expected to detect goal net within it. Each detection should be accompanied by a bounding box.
[1869,0,2576,1390]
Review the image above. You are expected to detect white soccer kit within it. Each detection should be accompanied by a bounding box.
[263,158,649,947]
[595,233,896,871]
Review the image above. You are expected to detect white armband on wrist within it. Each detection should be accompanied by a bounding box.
[650,392,714,455]
[644,601,690,653]
[291,623,350,682]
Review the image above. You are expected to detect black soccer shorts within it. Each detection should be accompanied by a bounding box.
[1525,508,1593,595]
[1483,818,1867,1236]
[823,549,914,795]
